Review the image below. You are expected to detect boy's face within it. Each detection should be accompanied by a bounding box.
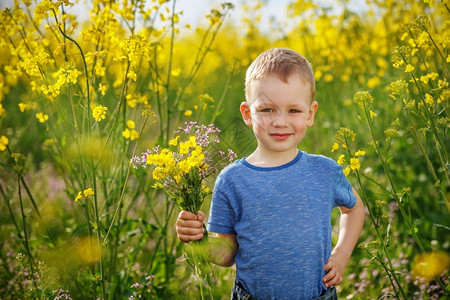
[240,74,318,159]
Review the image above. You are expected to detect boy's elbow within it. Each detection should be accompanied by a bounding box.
[209,233,238,267]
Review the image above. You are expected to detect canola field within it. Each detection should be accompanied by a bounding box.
[0,0,449,299]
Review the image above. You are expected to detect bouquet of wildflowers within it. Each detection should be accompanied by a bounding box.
[133,121,236,233]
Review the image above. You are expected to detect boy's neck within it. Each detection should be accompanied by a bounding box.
[245,147,299,167]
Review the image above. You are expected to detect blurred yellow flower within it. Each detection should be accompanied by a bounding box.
[355,150,366,157]
[411,251,450,282]
[184,110,193,117]
[350,158,361,171]
[405,64,415,72]
[370,110,378,118]
[169,136,180,146]
[76,236,103,264]
[74,191,82,202]
[0,135,9,151]
[93,105,108,122]
[331,142,339,152]
[126,120,135,129]
[337,154,345,165]
[83,188,94,197]
[36,112,49,123]
[343,167,351,177]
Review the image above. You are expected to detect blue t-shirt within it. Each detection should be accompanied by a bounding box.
[207,150,356,300]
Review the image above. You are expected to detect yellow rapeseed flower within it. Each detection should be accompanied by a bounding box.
[153,166,169,180]
[169,136,180,146]
[411,251,450,282]
[350,157,360,171]
[36,112,49,123]
[370,110,378,118]
[93,105,108,122]
[83,188,94,197]
[0,135,9,151]
[74,191,82,202]
[331,142,339,152]
[184,110,193,117]
[354,150,366,157]
[405,64,415,73]
[343,167,351,177]
[126,120,135,129]
[337,154,345,165]
[177,160,191,173]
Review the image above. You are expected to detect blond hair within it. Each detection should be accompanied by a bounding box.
[244,48,316,102]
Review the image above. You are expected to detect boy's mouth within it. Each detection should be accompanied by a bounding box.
[270,133,292,141]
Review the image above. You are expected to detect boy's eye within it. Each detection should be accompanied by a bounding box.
[261,108,273,113]
[289,109,301,113]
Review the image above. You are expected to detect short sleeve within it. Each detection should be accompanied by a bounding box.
[333,165,356,209]
[207,187,236,234]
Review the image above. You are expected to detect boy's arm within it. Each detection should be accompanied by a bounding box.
[176,211,238,267]
[323,188,365,287]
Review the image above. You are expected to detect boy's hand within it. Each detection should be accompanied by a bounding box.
[323,255,346,287]
[176,210,205,243]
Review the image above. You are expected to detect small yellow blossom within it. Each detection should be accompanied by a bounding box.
[425,93,434,105]
[122,128,139,140]
[93,105,108,122]
[171,68,181,77]
[331,142,339,152]
[343,167,351,177]
[74,191,82,202]
[370,110,378,118]
[350,157,361,171]
[411,251,450,282]
[337,154,345,165]
[36,112,49,123]
[127,70,137,81]
[184,110,193,117]
[126,120,135,129]
[420,76,429,84]
[354,150,366,157]
[0,135,9,151]
[405,64,415,73]
[169,136,180,146]
[83,188,94,197]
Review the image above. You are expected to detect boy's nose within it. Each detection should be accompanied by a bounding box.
[271,112,288,127]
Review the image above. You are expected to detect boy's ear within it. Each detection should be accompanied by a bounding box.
[240,102,252,126]
[307,101,318,127]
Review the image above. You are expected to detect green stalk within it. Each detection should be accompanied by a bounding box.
[17,175,39,298]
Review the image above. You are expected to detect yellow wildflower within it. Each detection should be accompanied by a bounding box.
[425,93,434,105]
[122,128,139,140]
[83,188,94,197]
[355,150,366,157]
[152,167,169,180]
[184,110,193,117]
[337,155,345,165]
[169,136,180,146]
[127,70,137,81]
[350,158,361,171]
[93,105,108,122]
[411,251,450,282]
[331,142,339,152]
[0,135,9,151]
[405,64,415,73]
[420,76,429,84]
[370,110,378,118]
[74,191,82,202]
[126,120,135,129]
[178,160,191,173]
[343,167,351,177]
[36,112,49,123]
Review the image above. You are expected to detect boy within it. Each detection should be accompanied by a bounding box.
[176,48,365,299]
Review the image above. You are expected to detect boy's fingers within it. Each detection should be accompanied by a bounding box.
[197,211,205,222]
[324,261,332,271]
[177,210,197,221]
